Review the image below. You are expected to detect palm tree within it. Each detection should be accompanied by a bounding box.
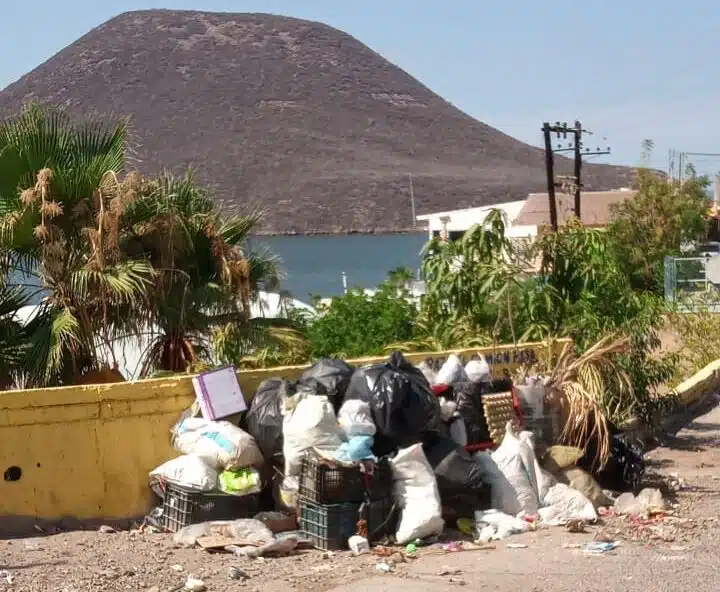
[0,105,153,386]
[121,172,284,376]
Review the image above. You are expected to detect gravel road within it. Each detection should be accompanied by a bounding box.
[2,396,719,592]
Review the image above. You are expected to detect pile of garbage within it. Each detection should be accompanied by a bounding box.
[147,351,648,557]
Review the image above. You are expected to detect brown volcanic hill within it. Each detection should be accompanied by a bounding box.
[0,10,634,234]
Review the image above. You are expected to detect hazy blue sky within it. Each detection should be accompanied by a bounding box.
[2,0,717,172]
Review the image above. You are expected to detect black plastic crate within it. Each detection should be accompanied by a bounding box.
[299,497,397,551]
[299,454,392,504]
[161,481,260,533]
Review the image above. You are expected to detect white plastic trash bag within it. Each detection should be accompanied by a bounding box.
[337,399,376,438]
[491,423,541,515]
[282,393,344,477]
[172,418,264,471]
[390,443,445,544]
[473,451,522,516]
[149,454,218,497]
[465,357,490,383]
[538,483,597,526]
[474,509,530,540]
[436,354,467,386]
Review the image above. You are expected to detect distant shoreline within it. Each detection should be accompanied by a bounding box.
[253,229,428,237]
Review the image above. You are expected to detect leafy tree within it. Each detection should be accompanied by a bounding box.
[607,168,710,294]
[121,172,282,375]
[307,280,417,358]
[0,105,153,385]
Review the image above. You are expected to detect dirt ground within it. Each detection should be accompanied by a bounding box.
[2,396,720,592]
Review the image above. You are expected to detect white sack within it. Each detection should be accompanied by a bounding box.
[474,451,522,516]
[172,418,264,471]
[465,357,490,383]
[436,354,467,386]
[390,443,444,544]
[519,430,556,500]
[149,454,218,496]
[337,399,376,439]
[282,393,344,477]
[538,483,597,526]
[491,423,541,515]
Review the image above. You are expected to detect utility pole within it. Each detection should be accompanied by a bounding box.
[573,120,582,218]
[542,123,558,231]
[543,120,611,224]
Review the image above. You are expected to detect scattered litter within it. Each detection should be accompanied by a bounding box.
[228,566,249,580]
[0,570,14,585]
[437,566,462,576]
[405,543,417,554]
[669,545,688,552]
[563,543,582,549]
[171,564,184,572]
[348,535,369,556]
[375,561,393,573]
[582,541,618,554]
[566,519,586,533]
[506,543,528,549]
[183,576,206,592]
[97,525,116,534]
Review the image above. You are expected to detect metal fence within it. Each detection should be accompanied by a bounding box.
[664,255,720,310]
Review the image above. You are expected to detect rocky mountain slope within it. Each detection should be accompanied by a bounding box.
[0,10,634,233]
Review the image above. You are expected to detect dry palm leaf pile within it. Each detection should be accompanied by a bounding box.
[545,335,632,467]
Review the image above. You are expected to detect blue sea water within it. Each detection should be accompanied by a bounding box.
[12,233,430,305]
[253,233,428,300]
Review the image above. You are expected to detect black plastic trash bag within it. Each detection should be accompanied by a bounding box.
[243,378,295,462]
[422,434,492,518]
[345,351,441,455]
[298,358,354,411]
[452,381,491,446]
[592,435,645,493]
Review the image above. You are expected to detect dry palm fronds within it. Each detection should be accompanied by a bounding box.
[546,335,632,467]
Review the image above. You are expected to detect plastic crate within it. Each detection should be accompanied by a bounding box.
[299,497,397,551]
[299,454,392,504]
[161,481,260,533]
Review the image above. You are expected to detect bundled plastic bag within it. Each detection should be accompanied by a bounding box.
[218,468,263,496]
[474,509,530,540]
[416,360,437,387]
[282,393,344,477]
[436,354,467,386]
[172,418,264,471]
[538,483,597,526]
[465,356,490,383]
[491,423,541,515]
[298,358,354,411]
[173,518,274,548]
[344,351,441,454]
[423,435,491,518]
[337,399,376,439]
[244,378,295,463]
[149,455,218,497]
[390,443,444,544]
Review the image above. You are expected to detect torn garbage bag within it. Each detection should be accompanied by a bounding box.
[344,351,441,455]
[243,378,294,463]
[297,358,354,411]
[423,435,491,518]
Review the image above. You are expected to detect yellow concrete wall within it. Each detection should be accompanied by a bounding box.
[0,340,567,522]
